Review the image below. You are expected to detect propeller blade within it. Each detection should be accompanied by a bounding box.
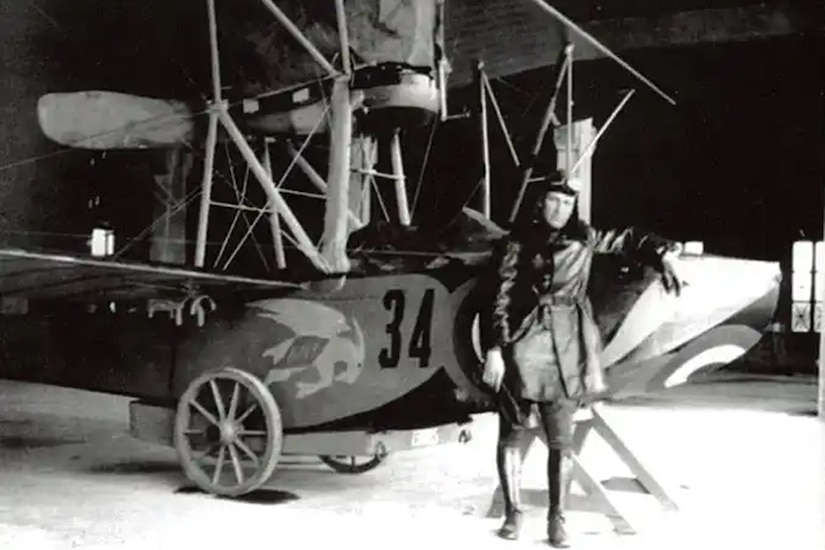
[37,91,198,150]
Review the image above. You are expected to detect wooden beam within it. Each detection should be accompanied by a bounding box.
[334,0,352,75]
[508,50,570,224]
[390,130,411,226]
[256,0,339,78]
[319,77,353,273]
[590,405,679,512]
[485,404,680,535]
[194,113,219,267]
[261,140,286,270]
[525,0,676,105]
[476,62,491,219]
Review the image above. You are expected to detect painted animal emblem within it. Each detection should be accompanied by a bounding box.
[254,299,365,399]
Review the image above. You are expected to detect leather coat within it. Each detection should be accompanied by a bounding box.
[487,220,679,403]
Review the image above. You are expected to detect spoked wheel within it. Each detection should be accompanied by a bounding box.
[174,367,283,497]
[318,453,387,474]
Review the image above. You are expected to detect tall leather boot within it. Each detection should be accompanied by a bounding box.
[496,444,524,540]
[547,448,573,548]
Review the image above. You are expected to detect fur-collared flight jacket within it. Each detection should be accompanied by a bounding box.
[485,220,679,404]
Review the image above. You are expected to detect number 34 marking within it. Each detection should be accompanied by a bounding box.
[379,288,435,369]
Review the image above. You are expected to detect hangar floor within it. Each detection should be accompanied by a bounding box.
[1,374,823,550]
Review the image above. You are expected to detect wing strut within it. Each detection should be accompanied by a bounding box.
[477,41,638,226]
[508,45,572,224]
[526,0,676,106]
[195,0,332,272]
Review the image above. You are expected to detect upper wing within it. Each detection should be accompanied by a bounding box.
[445,0,675,104]
[217,1,672,103]
[0,248,304,302]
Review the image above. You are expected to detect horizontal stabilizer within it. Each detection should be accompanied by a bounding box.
[37,91,197,150]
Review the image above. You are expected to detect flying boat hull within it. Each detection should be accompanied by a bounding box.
[0,243,780,431]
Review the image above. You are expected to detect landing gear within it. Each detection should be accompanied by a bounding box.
[174,367,283,496]
[319,453,387,474]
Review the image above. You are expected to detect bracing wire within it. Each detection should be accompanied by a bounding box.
[1,6,473,270]
[410,117,438,220]
[112,185,204,259]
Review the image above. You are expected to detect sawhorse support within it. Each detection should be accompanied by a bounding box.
[486,403,679,535]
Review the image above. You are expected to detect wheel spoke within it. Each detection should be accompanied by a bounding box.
[191,399,219,427]
[194,443,218,463]
[176,369,281,496]
[212,445,227,485]
[237,430,267,437]
[228,443,245,485]
[209,379,227,422]
[227,382,241,422]
[236,402,258,424]
[233,439,260,468]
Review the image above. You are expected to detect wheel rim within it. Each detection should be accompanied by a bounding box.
[174,367,282,496]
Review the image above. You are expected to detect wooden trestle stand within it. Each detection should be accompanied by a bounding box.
[486,403,679,535]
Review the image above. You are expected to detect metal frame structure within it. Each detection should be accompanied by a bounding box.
[191,0,425,275]
[193,0,348,274]
[182,0,677,275]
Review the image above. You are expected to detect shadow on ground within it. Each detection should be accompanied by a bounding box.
[175,485,301,505]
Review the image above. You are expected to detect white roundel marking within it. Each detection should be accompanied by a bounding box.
[663,344,746,388]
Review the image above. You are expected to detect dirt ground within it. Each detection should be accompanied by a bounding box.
[1,375,823,550]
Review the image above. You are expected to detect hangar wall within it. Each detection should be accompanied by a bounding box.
[0,2,76,251]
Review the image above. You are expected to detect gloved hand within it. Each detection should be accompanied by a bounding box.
[660,250,686,295]
[481,347,505,392]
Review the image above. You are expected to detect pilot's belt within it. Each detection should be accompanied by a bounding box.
[538,294,579,307]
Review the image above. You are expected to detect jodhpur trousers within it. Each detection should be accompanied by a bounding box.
[496,399,577,518]
[498,399,577,451]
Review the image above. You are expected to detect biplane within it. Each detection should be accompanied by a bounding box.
[0,0,780,497]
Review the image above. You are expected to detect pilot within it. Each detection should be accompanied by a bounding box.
[481,170,684,547]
